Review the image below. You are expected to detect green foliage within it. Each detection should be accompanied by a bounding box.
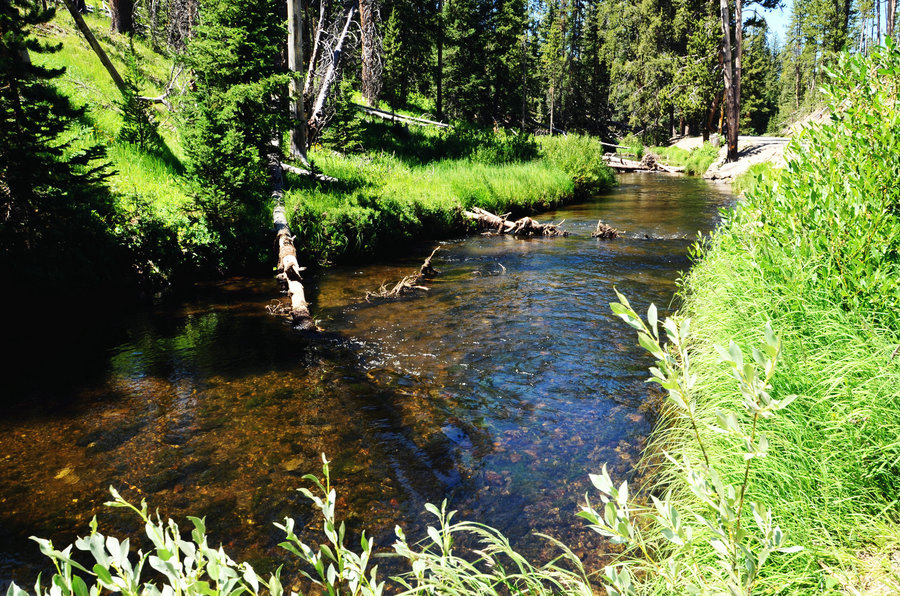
[591,293,801,595]
[117,44,165,153]
[649,42,900,591]
[751,41,900,329]
[731,162,775,196]
[539,134,617,194]
[0,0,122,291]
[682,143,719,176]
[180,0,289,261]
[323,79,365,153]
[284,149,575,265]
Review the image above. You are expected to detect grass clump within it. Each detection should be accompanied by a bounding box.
[682,143,720,175]
[538,134,617,195]
[625,42,900,593]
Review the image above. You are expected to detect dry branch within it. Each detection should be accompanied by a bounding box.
[365,247,441,301]
[463,207,568,237]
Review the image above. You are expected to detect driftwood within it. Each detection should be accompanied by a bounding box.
[602,153,684,173]
[463,207,567,237]
[270,158,315,331]
[592,219,620,239]
[365,247,440,301]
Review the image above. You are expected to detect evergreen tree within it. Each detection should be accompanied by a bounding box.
[444,0,492,122]
[0,0,115,287]
[741,16,779,134]
[180,0,288,252]
[381,6,405,108]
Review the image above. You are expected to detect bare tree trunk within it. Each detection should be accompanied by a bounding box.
[878,0,883,44]
[62,0,128,92]
[109,0,134,34]
[888,0,896,39]
[720,0,738,162]
[521,34,527,130]
[304,0,327,98]
[436,0,444,120]
[359,0,380,105]
[307,5,357,137]
[288,0,308,162]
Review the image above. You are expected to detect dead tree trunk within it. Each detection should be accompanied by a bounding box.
[288,0,308,162]
[304,0,328,98]
[359,0,380,105]
[62,0,128,92]
[307,5,356,141]
[109,0,134,34]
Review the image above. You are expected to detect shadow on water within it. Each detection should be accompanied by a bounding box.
[0,173,733,588]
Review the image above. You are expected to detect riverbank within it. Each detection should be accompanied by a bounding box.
[632,44,900,592]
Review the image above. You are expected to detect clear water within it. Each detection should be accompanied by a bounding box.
[0,173,732,586]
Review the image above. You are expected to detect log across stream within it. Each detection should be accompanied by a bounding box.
[0,174,734,586]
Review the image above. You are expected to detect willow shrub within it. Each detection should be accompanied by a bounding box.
[746,40,900,330]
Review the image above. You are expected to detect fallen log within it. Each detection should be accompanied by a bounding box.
[463,207,567,237]
[592,219,620,239]
[353,103,450,128]
[270,158,316,331]
[281,162,339,182]
[602,153,685,174]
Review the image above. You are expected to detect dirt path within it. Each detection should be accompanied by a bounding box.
[703,136,790,182]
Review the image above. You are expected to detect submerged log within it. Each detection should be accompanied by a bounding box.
[592,219,620,239]
[463,207,567,237]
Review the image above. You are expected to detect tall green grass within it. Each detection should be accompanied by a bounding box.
[285,132,612,265]
[636,42,900,593]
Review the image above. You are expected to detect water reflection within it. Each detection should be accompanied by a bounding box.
[0,173,732,587]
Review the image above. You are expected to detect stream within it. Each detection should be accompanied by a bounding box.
[0,173,733,587]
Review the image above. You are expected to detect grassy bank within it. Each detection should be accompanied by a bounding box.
[629,42,900,592]
[284,127,614,265]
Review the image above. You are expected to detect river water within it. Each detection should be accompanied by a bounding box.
[0,173,732,587]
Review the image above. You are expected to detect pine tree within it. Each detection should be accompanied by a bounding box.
[0,0,113,285]
[444,0,491,122]
[381,6,405,108]
[180,0,289,243]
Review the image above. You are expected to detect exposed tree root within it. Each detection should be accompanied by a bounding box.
[592,219,620,239]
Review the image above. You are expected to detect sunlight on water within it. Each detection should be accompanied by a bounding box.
[0,174,732,586]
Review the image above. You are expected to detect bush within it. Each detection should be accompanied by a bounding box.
[745,40,900,329]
